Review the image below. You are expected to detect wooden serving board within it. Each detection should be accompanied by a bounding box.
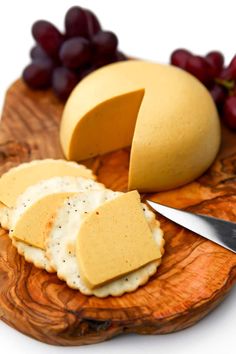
[0,80,236,346]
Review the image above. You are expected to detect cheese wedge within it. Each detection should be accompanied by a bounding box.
[0,159,95,208]
[10,192,76,249]
[60,60,220,192]
[77,190,161,289]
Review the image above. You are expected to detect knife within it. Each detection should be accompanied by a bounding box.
[146,200,236,254]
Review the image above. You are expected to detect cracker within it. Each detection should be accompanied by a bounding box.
[11,237,55,273]
[46,189,165,297]
[0,203,10,230]
[10,176,105,271]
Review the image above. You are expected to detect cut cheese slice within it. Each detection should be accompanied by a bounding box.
[10,192,76,249]
[0,159,95,207]
[60,60,220,192]
[77,190,161,289]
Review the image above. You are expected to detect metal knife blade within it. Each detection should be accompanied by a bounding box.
[147,200,236,254]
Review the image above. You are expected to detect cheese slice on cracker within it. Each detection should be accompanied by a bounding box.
[10,176,104,271]
[0,159,95,208]
[46,189,164,297]
[10,192,77,249]
[77,190,162,289]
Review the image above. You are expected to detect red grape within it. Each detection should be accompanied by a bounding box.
[80,66,96,80]
[65,6,88,38]
[206,51,224,77]
[219,67,233,80]
[170,49,192,69]
[59,37,92,69]
[210,84,226,108]
[32,20,64,58]
[52,67,79,100]
[92,31,118,56]
[219,56,236,80]
[94,51,127,68]
[84,9,101,37]
[114,51,127,61]
[185,55,213,86]
[228,55,236,79]
[223,96,236,130]
[22,59,53,89]
[24,7,124,101]
[30,45,49,60]
[93,55,115,69]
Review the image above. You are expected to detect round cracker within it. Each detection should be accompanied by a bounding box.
[10,176,105,271]
[46,189,165,297]
[11,237,54,273]
[0,203,10,230]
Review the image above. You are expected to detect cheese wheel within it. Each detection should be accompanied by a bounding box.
[60,60,220,192]
[0,159,95,207]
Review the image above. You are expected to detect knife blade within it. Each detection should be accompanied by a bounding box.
[146,200,236,254]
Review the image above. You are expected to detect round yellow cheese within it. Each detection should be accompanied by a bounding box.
[60,60,221,192]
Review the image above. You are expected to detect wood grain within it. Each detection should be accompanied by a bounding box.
[0,79,236,346]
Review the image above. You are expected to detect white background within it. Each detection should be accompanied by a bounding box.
[0,0,236,353]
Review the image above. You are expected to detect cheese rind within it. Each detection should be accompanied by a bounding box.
[60,60,220,192]
[0,159,95,207]
[10,192,76,249]
[77,190,161,289]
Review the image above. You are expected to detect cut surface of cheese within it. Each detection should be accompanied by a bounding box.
[77,190,161,289]
[0,159,95,207]
[60,60,221,192]
[10,192,76,249]
[62,88,144,160]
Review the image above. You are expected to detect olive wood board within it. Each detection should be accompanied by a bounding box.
[0,79,236,346]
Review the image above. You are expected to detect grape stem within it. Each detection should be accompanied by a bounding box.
[215,78,235,90]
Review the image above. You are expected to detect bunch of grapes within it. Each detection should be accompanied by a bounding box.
[23,6,127,100]
[170,49,236,130]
